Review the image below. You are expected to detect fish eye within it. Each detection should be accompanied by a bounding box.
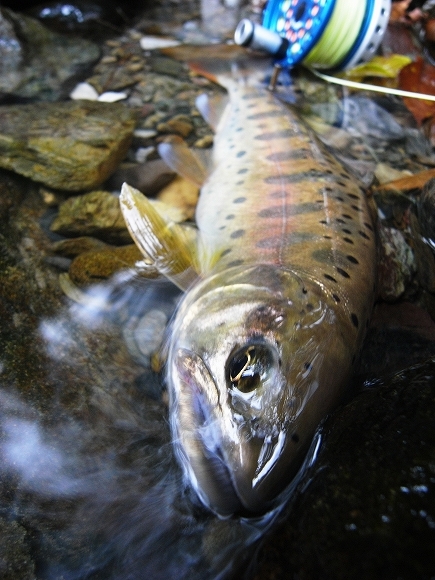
[227,344,276,393]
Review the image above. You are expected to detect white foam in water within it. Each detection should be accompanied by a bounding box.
[0,276,282,579]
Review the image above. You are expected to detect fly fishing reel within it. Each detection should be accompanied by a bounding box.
[235,0,391,71]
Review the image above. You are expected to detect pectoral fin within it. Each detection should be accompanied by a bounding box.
[158,137,209,188]
[120,182,199,290]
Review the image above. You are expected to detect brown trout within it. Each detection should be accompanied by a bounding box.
[120,56,377,516]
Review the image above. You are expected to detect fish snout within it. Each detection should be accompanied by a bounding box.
[170,348,244,515]
[170,347,295,516]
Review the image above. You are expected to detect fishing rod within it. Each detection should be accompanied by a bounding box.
[234,0,435,102]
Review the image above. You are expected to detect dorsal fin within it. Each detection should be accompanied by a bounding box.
[120,182,199,290]
[195,93,229,132]
[158,137,209,188]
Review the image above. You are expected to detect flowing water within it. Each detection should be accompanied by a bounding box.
[1,9,435,577]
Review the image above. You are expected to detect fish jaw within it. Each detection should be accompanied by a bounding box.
[167,265,358,516]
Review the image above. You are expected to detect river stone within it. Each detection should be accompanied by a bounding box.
[0,8,100,102]
[68,244,146,285]
[254,357,435,580]
[0,101,137,191]
[50,190,131,243]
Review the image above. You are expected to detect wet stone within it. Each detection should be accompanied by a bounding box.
[50,236,110,259]
[156,115,194,138]
[0,518,35,580]
[0,7,100,102]
[377,224,416,301]
[149,55,186,77]
[254,358,435,580]
[68,244,146,286]
[50,190,130,244]
[418,177,435,247]
[0,101,137,191]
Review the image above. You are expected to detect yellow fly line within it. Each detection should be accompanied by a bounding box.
[303,0,366,69]
[311,68,435,102]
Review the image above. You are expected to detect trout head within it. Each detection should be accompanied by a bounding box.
[167,264,355,516]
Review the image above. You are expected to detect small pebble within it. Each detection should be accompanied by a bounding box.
[135,147,155,163]
[100,55,118,64]
[139,36,180,50]
[98,91,128,102]
[194,134,214,148]
[70,82,99,101]
[133,129,158,139]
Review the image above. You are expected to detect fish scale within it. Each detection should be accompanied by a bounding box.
[120,56,378,516]
[197,80,376,336]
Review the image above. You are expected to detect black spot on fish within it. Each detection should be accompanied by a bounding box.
[324,273,337,283]
[342,228,352,234]
[227,259,244,267]
[351,313,359,328]
[264,170,329,184]
[255,129,298,140]
[340,173,350,179]
[342,214,353,220]
[343,237,354,244]
[236,151,246,158]
[336,196,344,201]
[320,220,328,225]
[304,361,313,371]
[332,293,340,302]
[230,229,245,239]
[347,255,359,264]
[364,222,373,231]
[256,232,316,249]
[336,218,345,224]
[291,433,300,443]
[219,226,226,230]
[236,180,245,186]
[236,127,243,132]
[233,197,247,203]
[258,207,282,218]
[256,237,280,249]
[359,230,370,240]
[351,205,362,212]
[323,235,332,239]
[221,248,231,257]
[269,190,286,199]
[226,214,235,220]
[238,168,248,174]
[348,193,359,200]
[247,110,283,119]
[266,150,308,162]
[336,267,350,278]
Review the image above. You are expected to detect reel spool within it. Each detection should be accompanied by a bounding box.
[235,0,391,71]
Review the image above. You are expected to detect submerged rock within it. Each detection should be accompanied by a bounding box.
[254,357,435,580]
[418,177,435,250]
[0,7,100,102]
[377,224,416,301]
[68,243,147,285]
[50,190,130,243]
[0,101,137,191]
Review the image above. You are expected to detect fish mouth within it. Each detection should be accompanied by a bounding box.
[170,348,278,517]
[170,353,244,516]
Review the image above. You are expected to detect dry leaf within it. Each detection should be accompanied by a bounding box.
[399,58,435,124]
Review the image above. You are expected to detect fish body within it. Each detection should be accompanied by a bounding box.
[121,58,377,516]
